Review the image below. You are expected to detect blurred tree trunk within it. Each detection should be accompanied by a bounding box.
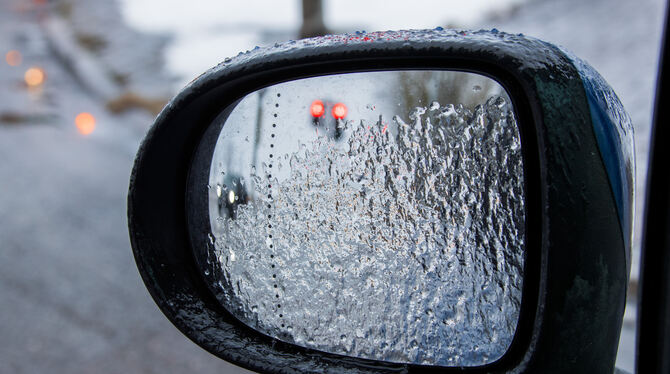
[300,0,329,38]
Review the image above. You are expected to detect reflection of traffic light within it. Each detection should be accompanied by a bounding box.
[310,100,325,117]
[310,99,347,140]
[217,175,248,219]
[332,103,347,119]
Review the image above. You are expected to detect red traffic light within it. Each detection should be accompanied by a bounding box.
[310,100,325,117]
[332,102,347,119]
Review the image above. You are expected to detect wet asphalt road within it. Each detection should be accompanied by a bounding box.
[0,1,250,373]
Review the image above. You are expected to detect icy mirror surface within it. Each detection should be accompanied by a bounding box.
[203,71,525,366]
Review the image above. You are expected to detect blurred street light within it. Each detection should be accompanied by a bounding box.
[24,67,45,87]
[75,112,96,135]
[5,50,22,67]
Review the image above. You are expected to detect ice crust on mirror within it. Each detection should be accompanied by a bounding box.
[204,71,525,367]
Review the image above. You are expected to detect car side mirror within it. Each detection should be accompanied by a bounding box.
[128,29,634,373]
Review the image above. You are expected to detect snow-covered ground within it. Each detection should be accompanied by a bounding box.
[119,0,526,89]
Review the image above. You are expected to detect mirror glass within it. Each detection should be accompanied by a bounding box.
[200,71,525,367]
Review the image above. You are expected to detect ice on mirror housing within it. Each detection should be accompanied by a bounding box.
[203,71,525,366]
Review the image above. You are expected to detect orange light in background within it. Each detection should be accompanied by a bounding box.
[24,67,45,87]
[75,112,96,135]
[5,50,22,66]
[332,103,347,119]
[310,100,325,117]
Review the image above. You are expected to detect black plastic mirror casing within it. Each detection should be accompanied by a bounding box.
[128,30,632,373]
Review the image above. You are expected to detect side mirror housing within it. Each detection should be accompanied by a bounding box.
[128,29,633,373]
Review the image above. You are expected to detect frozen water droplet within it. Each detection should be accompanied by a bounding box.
[429,101,440,111]
[409,107,426,121]
[392,115,407,127]
[441,104,456,116]
[224,57,231,63]
[434,26,444,31]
